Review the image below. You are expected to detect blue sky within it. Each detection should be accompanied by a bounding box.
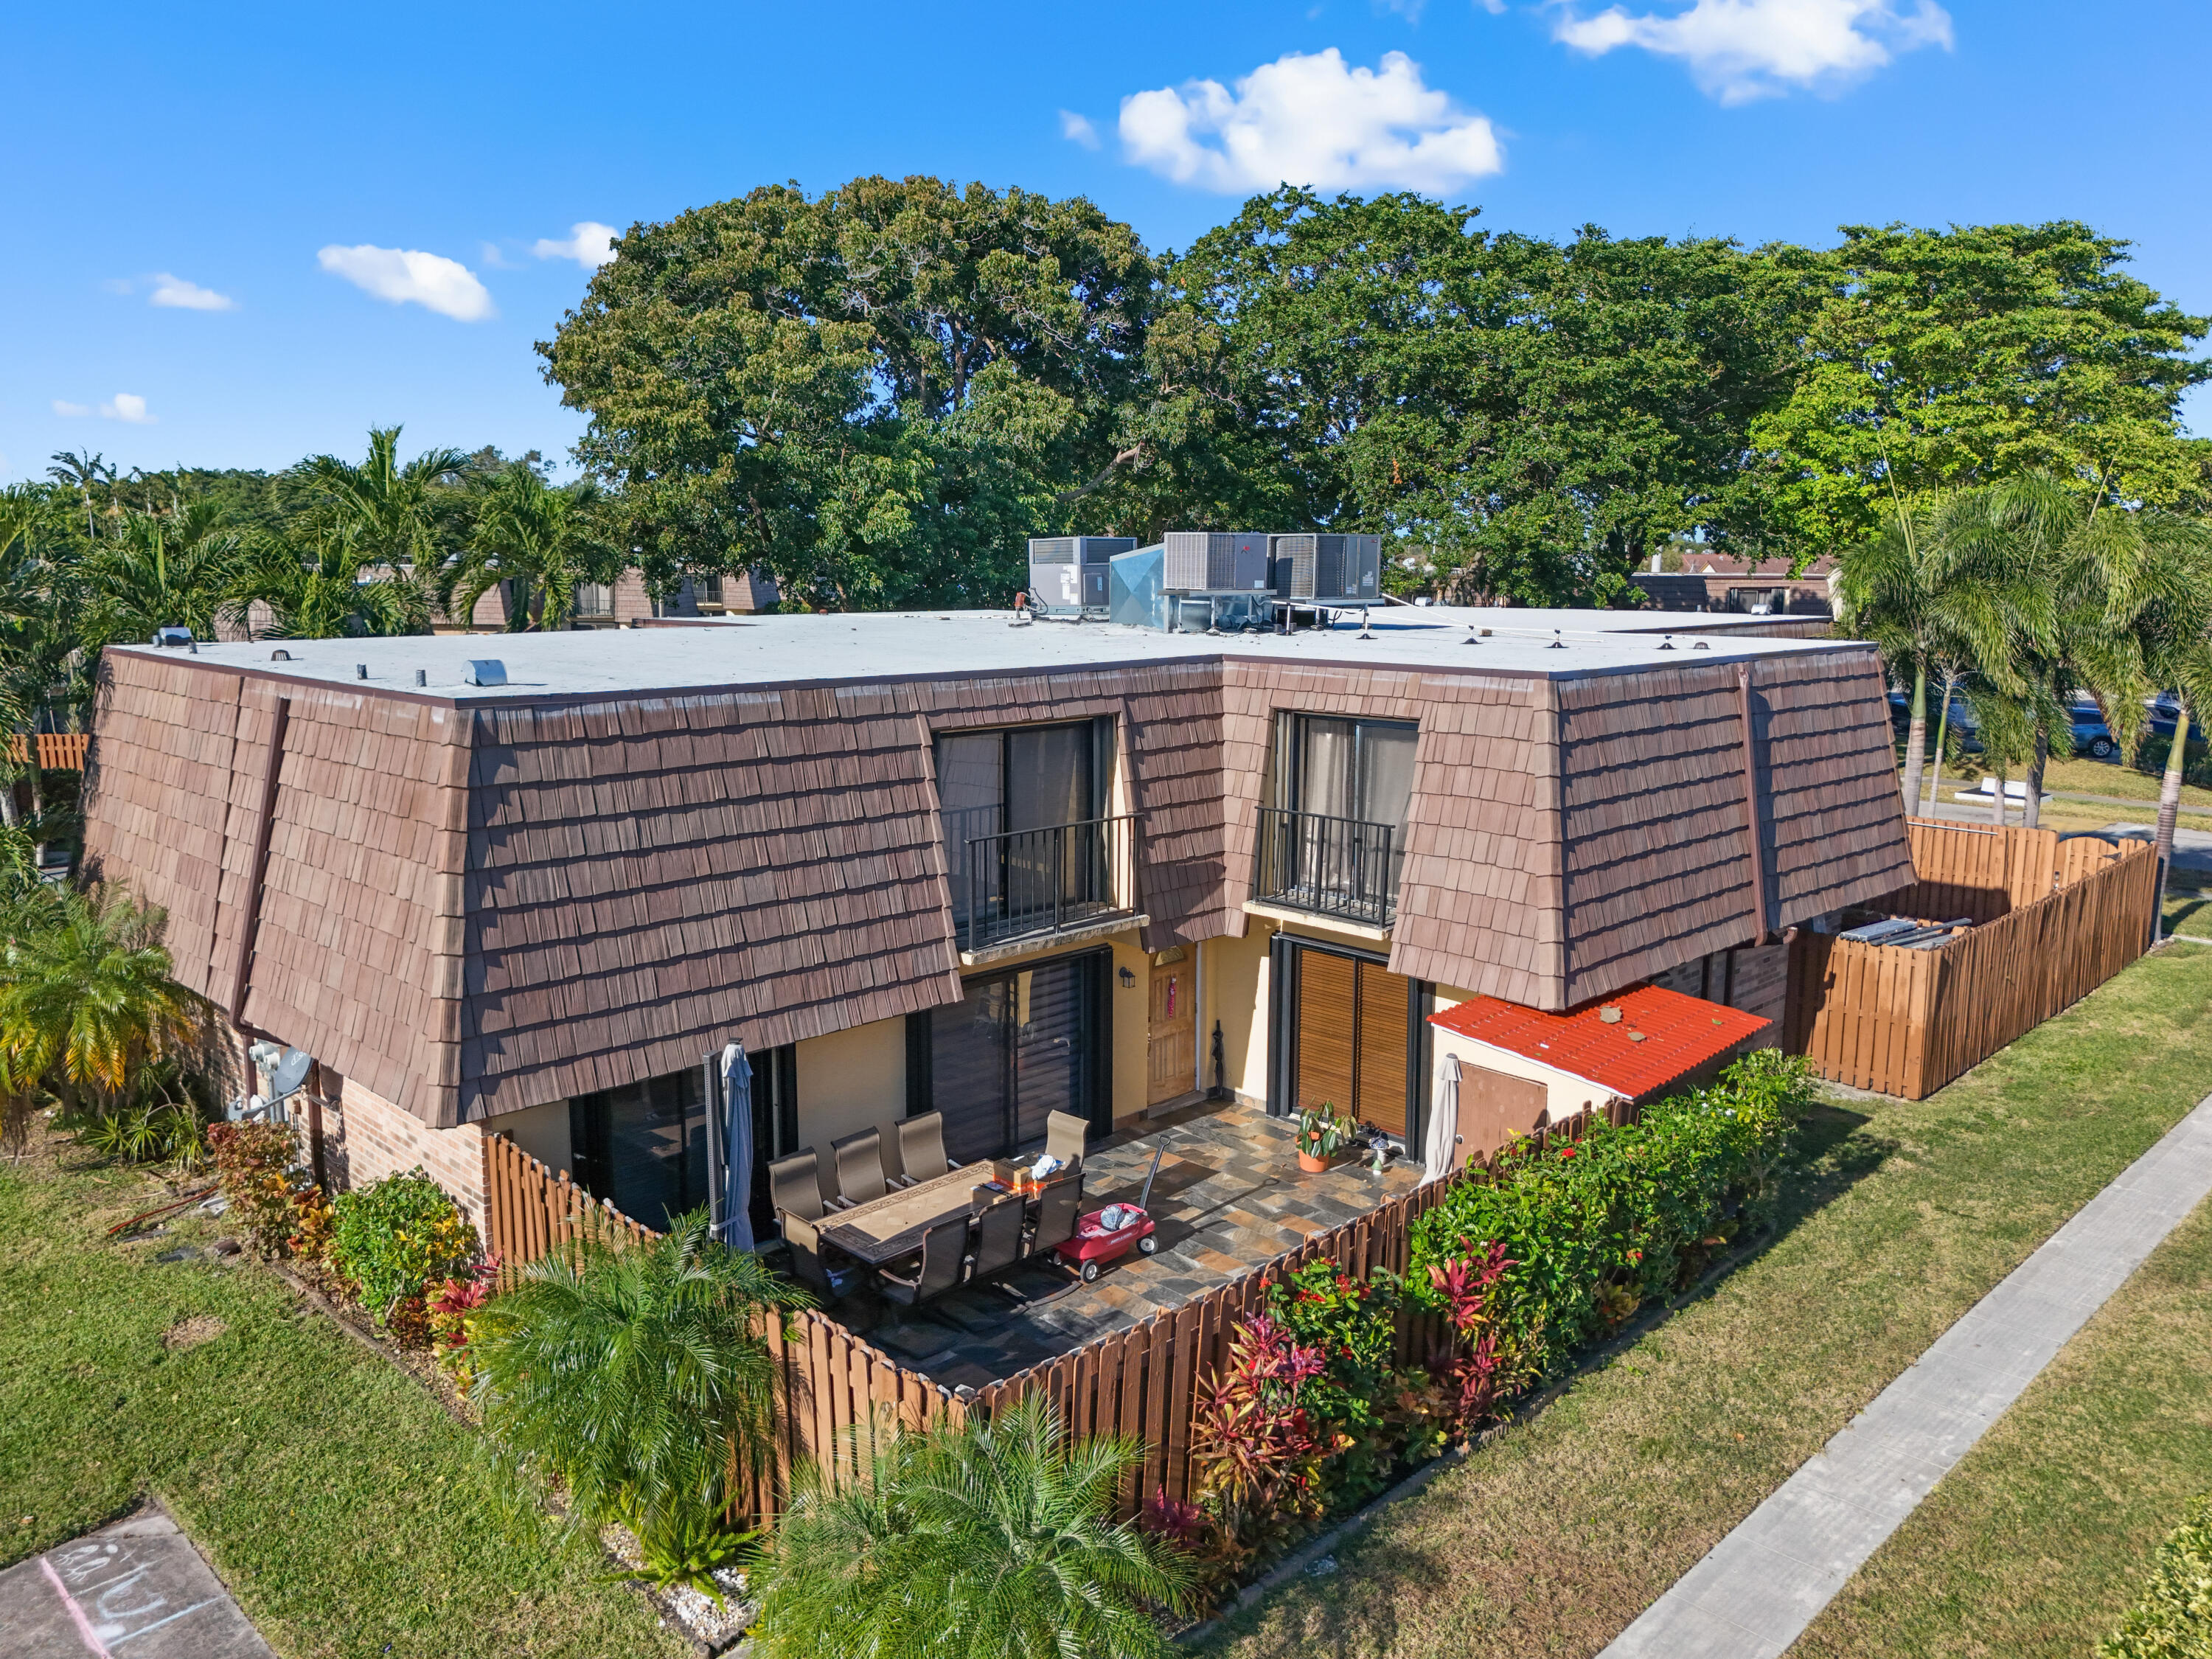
[5,0,2205,483]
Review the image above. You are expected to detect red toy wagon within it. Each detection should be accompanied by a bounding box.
[1056,1142,1166,1283]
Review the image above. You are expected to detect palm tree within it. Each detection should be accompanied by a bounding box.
[293,426,470,574]
[45,451,116,541]
[1839,489,2053,817]
[227,522,429,639]
[76,502,249,652]
[439,463,608,631]
[468,1211,808,1582]
[754,1392,1193,1659]
[0,885,202,1117]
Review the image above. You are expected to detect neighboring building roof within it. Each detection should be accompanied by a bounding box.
[1428,982,1773,1102]
[1632,557,1837,581]
[106,605,1862,703]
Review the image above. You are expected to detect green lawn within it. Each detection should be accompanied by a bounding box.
[1795,1196,2212,1658]
[1198,945,2212,1659]
[0,1138,684,1659]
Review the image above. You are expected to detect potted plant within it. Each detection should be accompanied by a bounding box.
[1294,1105,1358,1173]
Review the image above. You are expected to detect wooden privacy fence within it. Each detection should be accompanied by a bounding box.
[480,1119,1554,1524]
[1784,820,2160,1099]
[7,733,88,770]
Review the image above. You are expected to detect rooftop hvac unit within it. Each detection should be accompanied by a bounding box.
[1271,533,1382,605]
[1027,536,1135,611]
[1161,532,1273,594]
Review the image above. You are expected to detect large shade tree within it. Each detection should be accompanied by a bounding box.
[1754,222,2212,550]
[1115,190,1812,604]
[540,175,1155,611]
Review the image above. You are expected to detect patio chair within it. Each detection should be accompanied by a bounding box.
[769,1150,832,1297]
[1025,1172,1085,1260]
[832,1128,888,1208]
[964,1192,1027,1284]
[889,1111,956,1189]
[877,1214,970,1309]
[1044,1110,1088,1175]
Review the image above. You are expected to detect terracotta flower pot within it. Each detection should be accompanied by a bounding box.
[1297,1149,1329,1174]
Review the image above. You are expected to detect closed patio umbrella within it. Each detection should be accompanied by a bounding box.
[718,1041,756,1252]
[1425,1054,1461,1182]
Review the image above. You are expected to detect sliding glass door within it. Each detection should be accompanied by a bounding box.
[910,949,1110,1164]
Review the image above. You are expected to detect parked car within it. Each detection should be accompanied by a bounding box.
[1888,691,1983,754]
[2071,703,2117,760]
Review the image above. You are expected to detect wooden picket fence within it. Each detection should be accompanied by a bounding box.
[480,1133,661,1280]
[1784,819,2160,1099]
[6,733,88,770]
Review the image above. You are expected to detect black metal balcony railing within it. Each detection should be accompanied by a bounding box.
[960,815,1138,950]
[1253,807,1399,928]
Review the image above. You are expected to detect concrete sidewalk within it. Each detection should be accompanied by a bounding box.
[0,1504,274,1658]
[1601,1091,2212,1659]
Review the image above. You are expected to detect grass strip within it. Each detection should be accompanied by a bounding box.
[0,1142,684,1659]
[1792,1198,2212,1657]
[1197,945,2212,1659]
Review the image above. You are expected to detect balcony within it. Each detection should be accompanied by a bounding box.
[955,814,1140,960]
[1252,806,1399,930]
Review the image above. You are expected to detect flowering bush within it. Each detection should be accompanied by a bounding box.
[206,1119,302,1256]
[428,1252,501,1390]
[328,1168,479,1334]
[1188,1314,1331,1575]
[1408,1051,1814,1380]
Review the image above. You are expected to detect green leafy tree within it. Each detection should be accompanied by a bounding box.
[754,1391,1192,1659]
[468,1211,807,1586]
[1133,190,1809,603]
[437,464,612,631]
[75,502,249,653]
[1753,223,2212,551]
[229,522,428,639]
[540,175,1155,611]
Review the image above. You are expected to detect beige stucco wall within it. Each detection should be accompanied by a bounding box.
[493,1097,571,1178]
[795,1018,908,1158]
[1205,921,1273,1107]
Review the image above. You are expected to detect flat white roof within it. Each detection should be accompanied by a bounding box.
[116,605,1858,702]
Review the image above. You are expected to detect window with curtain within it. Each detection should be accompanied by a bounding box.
[935,721,1106,937]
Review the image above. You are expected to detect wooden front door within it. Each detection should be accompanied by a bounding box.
[1452,1062,1548,1164]
[1147,961,1196,1106]
[1290,945,1415,1138]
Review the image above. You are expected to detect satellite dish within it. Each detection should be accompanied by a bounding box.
[270,1048,314,1099]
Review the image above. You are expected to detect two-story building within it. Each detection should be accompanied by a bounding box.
[80,605,1909,1241]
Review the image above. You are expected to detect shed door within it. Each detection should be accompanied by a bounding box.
[1453,1062,1548,1164]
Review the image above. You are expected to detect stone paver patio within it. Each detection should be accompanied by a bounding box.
[832,1097,1423,1388]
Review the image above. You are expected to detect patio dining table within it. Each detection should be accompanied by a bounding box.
[818,1161,1020,1268]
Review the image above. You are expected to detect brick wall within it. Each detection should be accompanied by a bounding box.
[319,1069,490,1232]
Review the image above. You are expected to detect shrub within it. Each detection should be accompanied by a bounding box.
[1408,1050,1814,1380]
[755,1392,1191,1659]
[2100,1494,2212,1658]
[428,1253,501,1391]
[469,1210,806,1593]
[206,1119,304,1256]
[328,1168,479,1326]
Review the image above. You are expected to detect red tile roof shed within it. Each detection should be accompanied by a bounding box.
[1428,984,1773,1103]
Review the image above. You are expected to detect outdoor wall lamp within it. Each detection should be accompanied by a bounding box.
[1119,966,1137,988]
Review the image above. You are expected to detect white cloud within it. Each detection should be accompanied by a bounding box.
[1059,109,1102,150]
[149,272,235,311]
[100,394,155,424]
[316,244,496,321]
[1119,48,1503,193]
[51,400,89,417]
[1552,0,1952,103]
[531,221,619,270]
